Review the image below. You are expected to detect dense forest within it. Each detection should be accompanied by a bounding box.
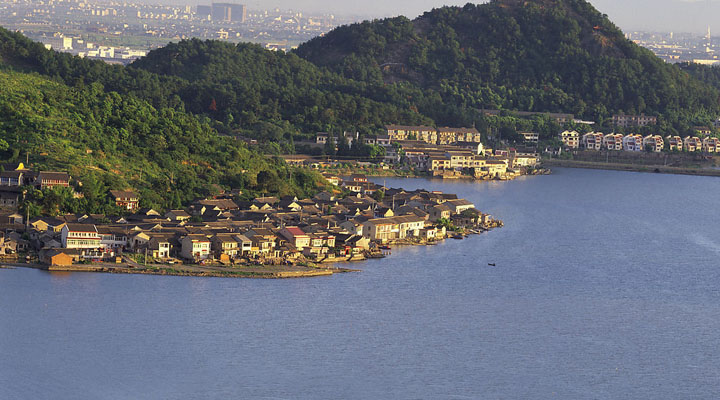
[0,52,329,216]
[297,0,720,128]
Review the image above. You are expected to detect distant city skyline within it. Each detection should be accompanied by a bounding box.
[227,0,718,35]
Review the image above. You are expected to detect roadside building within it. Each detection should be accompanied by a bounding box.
[278,226,311,250]
[702,137,720,153]
[622,134,644,152]
[559,131,580,149]
[642,135,665,153]
[683,136,702,152]
[602,133,624,151]
[666,136,683,151]
[612,114,657,127]
[582,132,604,150]
[180,234,211,261]
[61,224,101,249]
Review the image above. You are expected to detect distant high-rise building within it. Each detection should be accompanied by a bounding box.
[211,3,246,23]
[197,5,211,17]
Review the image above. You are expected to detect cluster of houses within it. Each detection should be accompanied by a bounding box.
[559,131,720,153]
[310,125,540,180]
[0,164,72,208]
[0,175,494,267]
[390,141,538,178]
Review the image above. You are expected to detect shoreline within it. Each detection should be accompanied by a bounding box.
[542,159,720,177]
[4,262,360,279]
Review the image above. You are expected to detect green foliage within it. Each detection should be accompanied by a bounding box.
[0,68,329,213]
[297,0,720,128]
[130,39,434,136]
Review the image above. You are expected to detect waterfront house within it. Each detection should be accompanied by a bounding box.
[444,199,475,214]
[512,153,539,168]
[683,136,702,152]
[622,134,644,152]
[212,233,251,259]
[582,132,604,150]
[703,137,720,153]
[642,135,665,153]
[41,249,74,266]
[666,136,683,151]
[429,204,453,221]
[97,226,128,250]
[146,235,175,259]
[559,131,580,149]
[602,133,624,151]
[61,224,101,249]
[362,215,425,242]
[278,226,311,250]
[180,234,212,261]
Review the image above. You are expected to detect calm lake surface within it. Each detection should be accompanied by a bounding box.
[2,168,720,399]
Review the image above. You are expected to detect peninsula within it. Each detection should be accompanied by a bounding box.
[0,171,501,278]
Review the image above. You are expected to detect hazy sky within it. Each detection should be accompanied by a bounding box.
[237,0,719,34]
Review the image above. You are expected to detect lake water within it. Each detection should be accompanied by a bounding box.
[2,168,720,399]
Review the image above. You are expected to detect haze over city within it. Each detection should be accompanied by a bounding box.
[235,0,717,34]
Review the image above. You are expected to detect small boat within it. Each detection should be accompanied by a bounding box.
[378,245,391,250]
[488,263,496,266]
[452,234,464,240]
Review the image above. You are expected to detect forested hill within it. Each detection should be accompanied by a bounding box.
[129,39,433,137]
[296,0,720,123]
[0,28,331,215]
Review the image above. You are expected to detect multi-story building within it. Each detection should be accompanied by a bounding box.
[61,224,101,249]
[181,234,212,261]
[519,132,539,144]
[210,3,246,22]
[602,133,624,150]
[683,136,702,152]
[622,134,645,152]
[278,226,311,250]
[385,125,436,142]
[582,132,604,150]
[702,137,720,153]
[642,135,665,153]
[36,171,70,190]
[437,127,481,144]
[110,190,139,211]
[612,114,657,127]
[362,216,425,242]
[560,130,580,149]
[666,136,683,151]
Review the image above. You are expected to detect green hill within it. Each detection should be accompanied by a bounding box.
[129,39,434,137]
[296,0,720,124]
[0,51,328,216]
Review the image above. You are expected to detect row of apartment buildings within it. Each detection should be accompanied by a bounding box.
[384,125,482,145]
[560,131,720,153]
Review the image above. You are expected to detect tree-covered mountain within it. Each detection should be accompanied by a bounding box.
[0,30,330,215]
[129,39,436,137]
[296,0,720,124]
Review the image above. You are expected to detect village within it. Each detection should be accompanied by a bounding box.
[0,166,502,277]
[284,124,545,181]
